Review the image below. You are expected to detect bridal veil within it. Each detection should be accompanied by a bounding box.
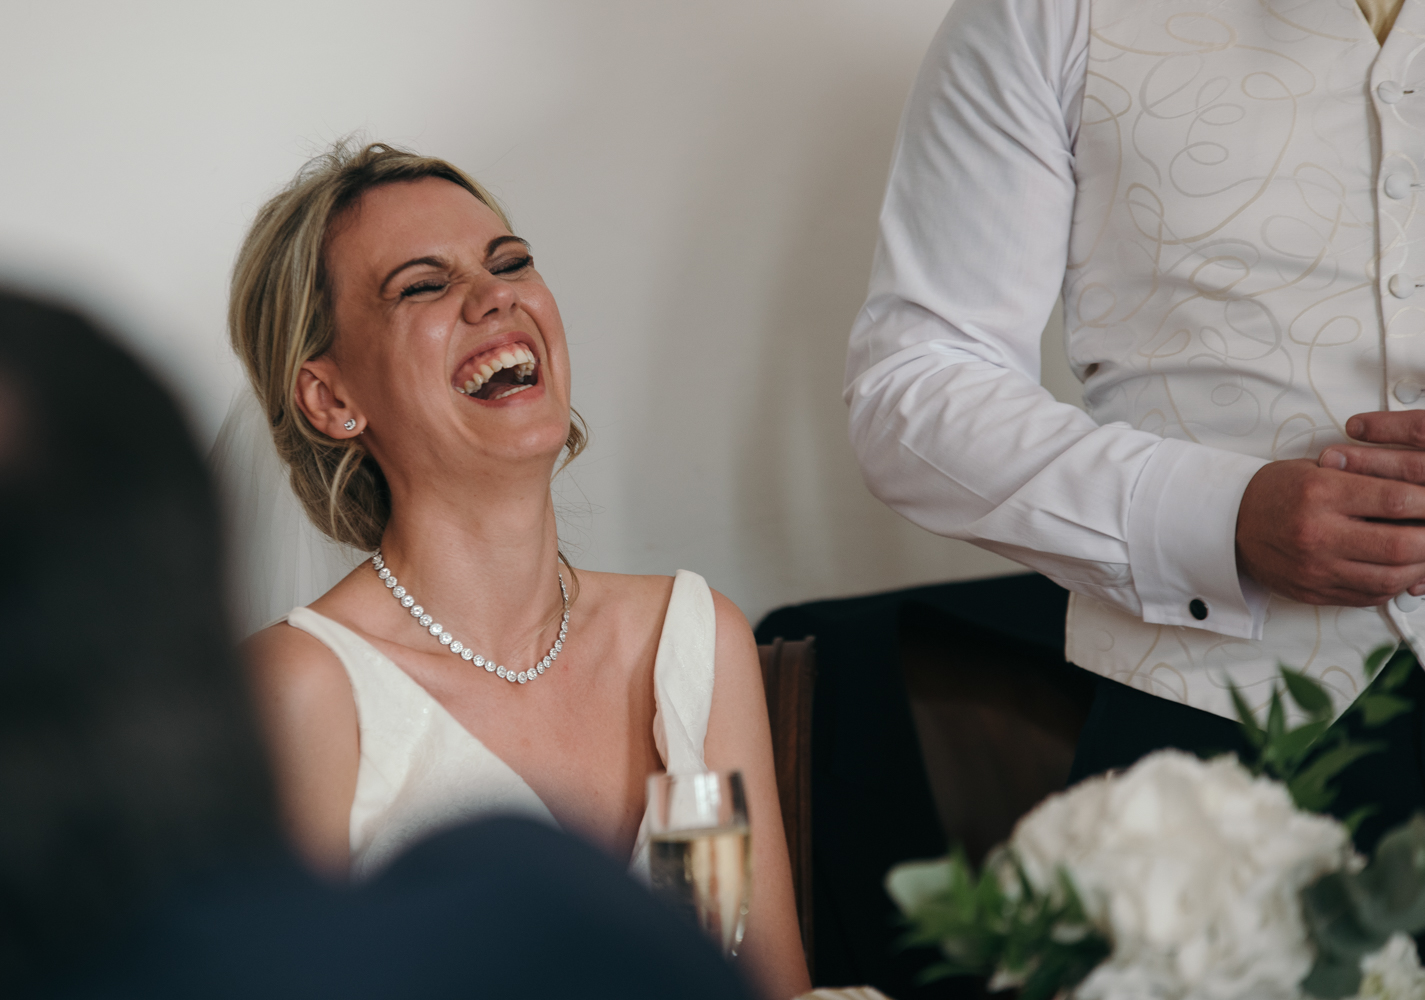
[209,385,368,637]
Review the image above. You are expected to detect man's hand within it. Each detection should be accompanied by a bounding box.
[1236,457,1425,606]
[1319,411,1425,485]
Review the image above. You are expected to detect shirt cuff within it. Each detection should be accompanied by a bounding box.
[1126,438,1270,640]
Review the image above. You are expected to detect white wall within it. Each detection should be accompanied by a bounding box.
[0,0,1082,624]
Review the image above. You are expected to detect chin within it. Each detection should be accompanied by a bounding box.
[477,416,574,465]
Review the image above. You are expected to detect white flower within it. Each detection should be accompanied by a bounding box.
[1353,934,1425,1000]
[1009,750,1352,1000]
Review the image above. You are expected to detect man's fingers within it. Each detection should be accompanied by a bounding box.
[1320,444,1425,484]
[1237,458,1425,604]
[1344,410,1425,448]
[1282,544,1425,600]
[1328,557,1425,600]
[1330,519,1425,568]
[1274,561,1425,605]
[1329,472,1425,522]
[1278,512,1425,581]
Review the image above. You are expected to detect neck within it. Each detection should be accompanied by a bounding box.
[376,470,566,664]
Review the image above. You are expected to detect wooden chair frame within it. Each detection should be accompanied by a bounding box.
[757,636,815,975]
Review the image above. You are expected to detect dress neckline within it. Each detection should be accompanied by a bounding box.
[283,569,714,878]
[286,605,554,821]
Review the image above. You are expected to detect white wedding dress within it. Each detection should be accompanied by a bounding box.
[210,386,718,879]
[283,569,717,881]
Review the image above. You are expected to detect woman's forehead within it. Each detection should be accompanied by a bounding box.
[329,179,509,280]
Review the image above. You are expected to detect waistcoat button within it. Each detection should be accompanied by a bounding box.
[1386,173,1414,199]
[1396,592,1422,613]
[1379,80,1406,104]
[1396,379,1424,404]
[1390,273,1417,299]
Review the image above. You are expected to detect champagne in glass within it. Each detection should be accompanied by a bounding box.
[646,770,751,956]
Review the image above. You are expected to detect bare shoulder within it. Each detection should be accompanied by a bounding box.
[709,586,753,632]
[575,569,754,637]
[572,568,675,620]
[708,587,761,683]
[241,620,351,709]
[575,568,674,599]
[240,620,359,877]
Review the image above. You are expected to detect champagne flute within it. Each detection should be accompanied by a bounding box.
[646,770,751,957]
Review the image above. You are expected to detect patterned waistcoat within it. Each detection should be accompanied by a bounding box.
[1065,0,1425,718]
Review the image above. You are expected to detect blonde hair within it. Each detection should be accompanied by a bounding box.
[229,141,587,550]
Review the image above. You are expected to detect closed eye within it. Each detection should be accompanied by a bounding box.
[400,279,447,298]
[490,254,533,276]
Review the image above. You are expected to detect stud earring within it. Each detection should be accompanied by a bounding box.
[344,418,357,431]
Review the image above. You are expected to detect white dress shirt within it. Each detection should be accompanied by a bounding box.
[846,0,1268,636]
[846,0,1425,718]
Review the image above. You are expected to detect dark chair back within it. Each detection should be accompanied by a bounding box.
[756,573,1086,996]
[757,636,816,975]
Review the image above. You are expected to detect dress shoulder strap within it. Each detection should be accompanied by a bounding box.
[282,605,561,880]
[651,569,717,775]
[283,605,431,762]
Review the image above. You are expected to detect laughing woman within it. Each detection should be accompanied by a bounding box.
[234,143,810,999]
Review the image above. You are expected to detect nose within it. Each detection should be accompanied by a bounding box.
[460,270,516,325]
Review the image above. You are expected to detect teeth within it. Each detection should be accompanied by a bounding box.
[455,346,539,397]
[493,384,533,400]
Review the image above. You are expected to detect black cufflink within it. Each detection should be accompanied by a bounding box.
[1189,599,1209,621]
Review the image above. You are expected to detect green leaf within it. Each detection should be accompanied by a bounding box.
[1263,720,1330,772]
[1282,667,1333,717]
[1288,742,1383,812]
[1340,805,1378,836]
[1267,688,1287,744]
[889,847,1111,995]
[1301,957,1364,999]
[1357,694,1413,727]
[886,858,954,915]
[1019,934,1112,1000]
[1299,816,1425,1000]
[1353,815,1425,933]
[1379,651,1417,694]
[914,962,963,986]
[1301,872,1388,961]
[1230,682,1267,752]
[1293,740,1383,791]
[1364,644,1396,680]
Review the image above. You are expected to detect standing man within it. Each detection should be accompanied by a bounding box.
[847,0,1425,839]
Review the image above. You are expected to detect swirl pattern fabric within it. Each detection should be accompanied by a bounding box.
[1065,0,1425,717]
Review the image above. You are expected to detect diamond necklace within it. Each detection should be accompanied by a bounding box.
[371,550,569,686]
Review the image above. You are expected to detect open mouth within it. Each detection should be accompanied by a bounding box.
[454,344,539,401]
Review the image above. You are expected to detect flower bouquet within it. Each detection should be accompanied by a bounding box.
[886,645,1425,1000]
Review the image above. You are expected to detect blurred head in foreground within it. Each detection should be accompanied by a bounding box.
[0,291,754,1000]
[0,293,278,990]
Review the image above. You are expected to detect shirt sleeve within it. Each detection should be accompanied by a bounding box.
[844,0,1270,639]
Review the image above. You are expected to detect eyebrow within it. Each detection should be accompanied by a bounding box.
[378,236,532,295]
[488,235,531,255]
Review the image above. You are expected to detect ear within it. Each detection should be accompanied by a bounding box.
[295,357,364,438]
